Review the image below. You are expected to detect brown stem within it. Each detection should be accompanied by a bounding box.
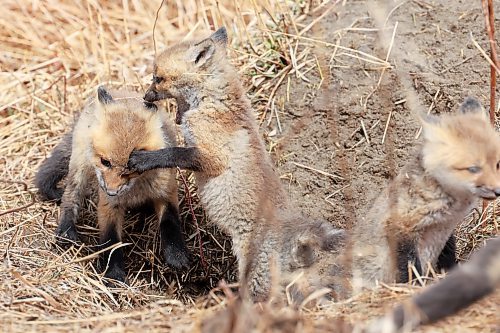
[177,168,208,272]
[481,0,498,217]
[0,179,36,217]
[482,0,498,124]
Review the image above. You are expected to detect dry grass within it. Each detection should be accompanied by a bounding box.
[1,0,499,332]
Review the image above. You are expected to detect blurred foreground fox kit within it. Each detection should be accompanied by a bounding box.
[353,97,500,293]
[35,87,189,282]
[367,236,500,333]
[127,27,346,301]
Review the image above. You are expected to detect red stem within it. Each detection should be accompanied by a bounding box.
[482,0,498,124]
[177,168,208,272]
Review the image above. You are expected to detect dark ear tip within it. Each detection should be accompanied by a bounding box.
[459,96,483,114]
[211,26,228,45]
[97,85,113,104]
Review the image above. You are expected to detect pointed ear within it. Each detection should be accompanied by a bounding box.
[187,39,216,67]
[97,86,113,105]
[416,110,440,126]
[419,113,447,143]
[459,96,487,118]
[186,27,228,67]
[210,27,228,46]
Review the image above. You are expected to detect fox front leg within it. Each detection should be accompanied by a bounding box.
[55,168,86,246]
[154,201,190,269]
[97,193,127,283]
[128,147,204,173]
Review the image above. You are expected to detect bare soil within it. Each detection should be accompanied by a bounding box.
[274,0,496,258]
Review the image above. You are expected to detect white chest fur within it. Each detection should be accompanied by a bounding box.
[197,129,257,241]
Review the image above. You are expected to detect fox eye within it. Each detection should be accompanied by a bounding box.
[143,101,157,111]
[152,75,164,84]
[497,161,500,170]
[467,166,481,174]
[101,158,112,168]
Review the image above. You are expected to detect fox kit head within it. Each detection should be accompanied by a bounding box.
[420,97,500,199]
[144,27,232,124]
[90,86,166,196]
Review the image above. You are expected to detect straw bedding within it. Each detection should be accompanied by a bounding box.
[0,0,498,332]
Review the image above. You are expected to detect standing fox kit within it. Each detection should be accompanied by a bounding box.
[352,97,500,292]
[36,87,189,282]
[127,27,345,300]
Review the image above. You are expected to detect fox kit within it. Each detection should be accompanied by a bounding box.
[366,236,500,333]
[352,97,500,292]
[127,27,345,300]
[37,86,189,282]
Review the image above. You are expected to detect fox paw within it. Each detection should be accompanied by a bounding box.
[54,221,79,247]
[127,150,154,174]
[164,243,190,269]
[103,266,128,285]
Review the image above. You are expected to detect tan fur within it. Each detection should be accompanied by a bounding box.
[147,28,345,301]
[352,98,500,293]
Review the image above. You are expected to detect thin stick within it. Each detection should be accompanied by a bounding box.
[482,0,498,124]
[177,168,208,271]
[153,0,166,57]
[470,33,500,75]
[381,111,392,144]
[0,179,36,217]
[291,161,344,180]
[481,0,498,216]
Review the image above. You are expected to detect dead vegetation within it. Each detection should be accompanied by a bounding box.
[0,0,499,332]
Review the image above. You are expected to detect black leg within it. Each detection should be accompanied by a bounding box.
[128,147,204,173]
[99,223,126,283]
[160,203,190,269]
[35,131,72,203]
[396,237,422,283]
[436,234,457,272]
[55,208,79,246]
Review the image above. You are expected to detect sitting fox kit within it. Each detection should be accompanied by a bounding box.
[127,27,345,300]
[352,97,500,293]
[36,87,189,282]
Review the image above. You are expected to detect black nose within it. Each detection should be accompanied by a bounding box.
[494,189,500,197]
[144,90,159,102]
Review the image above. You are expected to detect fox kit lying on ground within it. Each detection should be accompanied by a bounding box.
[366,236,500,333]
[127,27,345,301]
[35,87,189,282]
[352,97,500,293]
